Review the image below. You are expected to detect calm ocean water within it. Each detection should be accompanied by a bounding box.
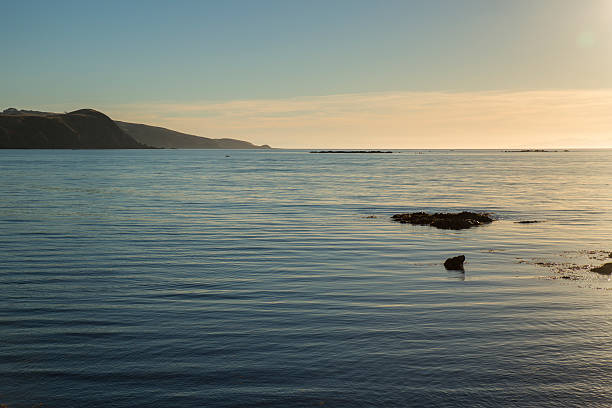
[1,149,611,408]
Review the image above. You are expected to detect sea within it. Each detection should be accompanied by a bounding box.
[1,149,611,408]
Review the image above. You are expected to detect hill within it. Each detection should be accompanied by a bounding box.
[0,108,270,149]
[115,121,270,149]
[0,109,147,149]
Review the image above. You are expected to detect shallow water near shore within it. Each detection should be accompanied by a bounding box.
[1,149,611,407]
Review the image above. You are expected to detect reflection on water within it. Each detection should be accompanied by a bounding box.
[0,149,611,407]
[446,270,466,281]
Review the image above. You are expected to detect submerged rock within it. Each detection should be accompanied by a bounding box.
[504,149,567,153]
[310,150,393,153]
[591,263,612,275]
[444,255,466,271]
[391,211,493,230]
[515,220,542,224]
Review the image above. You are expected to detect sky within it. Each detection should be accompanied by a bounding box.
[1,0,611,148]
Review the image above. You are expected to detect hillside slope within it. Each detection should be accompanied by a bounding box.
[115,121,270,149]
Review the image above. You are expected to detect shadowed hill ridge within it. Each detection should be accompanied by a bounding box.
[115,121,270,149]
[0,109,147,149]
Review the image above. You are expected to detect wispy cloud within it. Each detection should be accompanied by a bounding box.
[101,90,612,148]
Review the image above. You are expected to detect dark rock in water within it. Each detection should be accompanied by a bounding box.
[515,220,542,224]
[444,255,465,270]
[591,263,612,274]
[609,252,612,258]
[391,211,493,230]
[310,150,393,154]
[504,149,566,153]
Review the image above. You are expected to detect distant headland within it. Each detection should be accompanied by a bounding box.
[0,108,271,149]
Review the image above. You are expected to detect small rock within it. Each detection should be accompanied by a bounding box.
[444,255,465,271]
[591,263,612,275]
[515,220,542,224]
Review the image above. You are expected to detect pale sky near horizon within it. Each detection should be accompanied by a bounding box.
[2,0,611,148]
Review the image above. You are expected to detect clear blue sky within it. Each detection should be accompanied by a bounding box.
[2,0,611,147]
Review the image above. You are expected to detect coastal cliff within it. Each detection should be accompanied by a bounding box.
[0,108,270,149]
[0,109,147,149]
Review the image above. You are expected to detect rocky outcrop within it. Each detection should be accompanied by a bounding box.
[310,150,392,153]
[504,149,570,152]
[444,255,465,270]
[591,263,612,274]
[391,211,494,230]
[0,109,147,149]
